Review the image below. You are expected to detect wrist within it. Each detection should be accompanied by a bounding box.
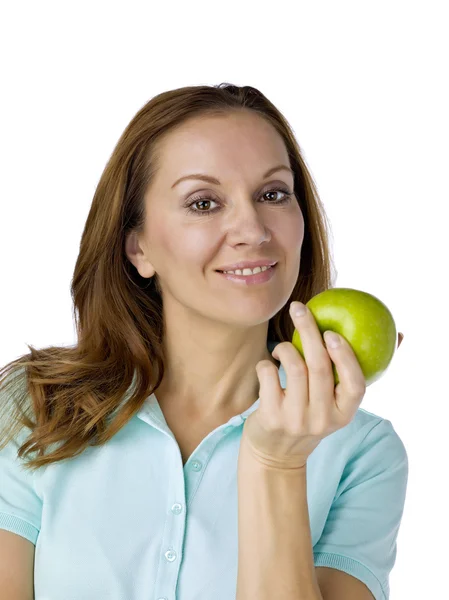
[240,432,308,472]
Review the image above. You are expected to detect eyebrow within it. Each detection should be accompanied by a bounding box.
[171,164,294,189]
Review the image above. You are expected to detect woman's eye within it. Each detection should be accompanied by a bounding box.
[184,187,293,216]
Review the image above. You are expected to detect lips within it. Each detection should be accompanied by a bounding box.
[216,266,273,273]
[215,260,278,272]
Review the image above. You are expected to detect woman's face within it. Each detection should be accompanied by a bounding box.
[128,110,305,331]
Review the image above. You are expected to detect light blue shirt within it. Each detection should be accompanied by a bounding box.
[0,342,408,600]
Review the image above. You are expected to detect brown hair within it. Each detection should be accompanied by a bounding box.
[0,83,336,473]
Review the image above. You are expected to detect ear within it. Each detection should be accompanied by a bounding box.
[125,230,155,278]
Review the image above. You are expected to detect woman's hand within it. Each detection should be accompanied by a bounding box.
[241,301,404,470]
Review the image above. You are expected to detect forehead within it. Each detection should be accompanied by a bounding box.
[153,112,289,180]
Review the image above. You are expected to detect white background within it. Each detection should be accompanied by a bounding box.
[1,1,447,597]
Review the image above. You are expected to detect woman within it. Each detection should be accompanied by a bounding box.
[0,83,407,599]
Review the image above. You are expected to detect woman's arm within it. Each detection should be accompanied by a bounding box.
[236,437,323,600]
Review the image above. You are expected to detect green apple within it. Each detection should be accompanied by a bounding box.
[292,288,398,387]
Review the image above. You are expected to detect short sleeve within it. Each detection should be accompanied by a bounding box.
[0,423,42,546]
[313,418,409,600]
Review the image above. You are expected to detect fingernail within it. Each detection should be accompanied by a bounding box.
[291,302,307,317]
[324,331,341,348]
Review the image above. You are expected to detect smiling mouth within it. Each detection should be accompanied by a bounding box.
[216,264,276,274]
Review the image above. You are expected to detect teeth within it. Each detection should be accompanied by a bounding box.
[223,265,273,275]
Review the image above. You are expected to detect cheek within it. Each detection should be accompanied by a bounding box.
[275,208,304,249]
[294,210,305,246]
[145,219,179,268]
[158,224,216,267]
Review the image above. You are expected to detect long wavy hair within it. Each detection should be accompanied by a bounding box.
[0,83,337,473]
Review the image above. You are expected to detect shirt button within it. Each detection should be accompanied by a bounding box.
[164,549,177,562]
[171,503,183,515]
[191,460,202,471]
[157,597,168,600]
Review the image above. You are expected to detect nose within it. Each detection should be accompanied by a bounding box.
[222,201,271,245]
